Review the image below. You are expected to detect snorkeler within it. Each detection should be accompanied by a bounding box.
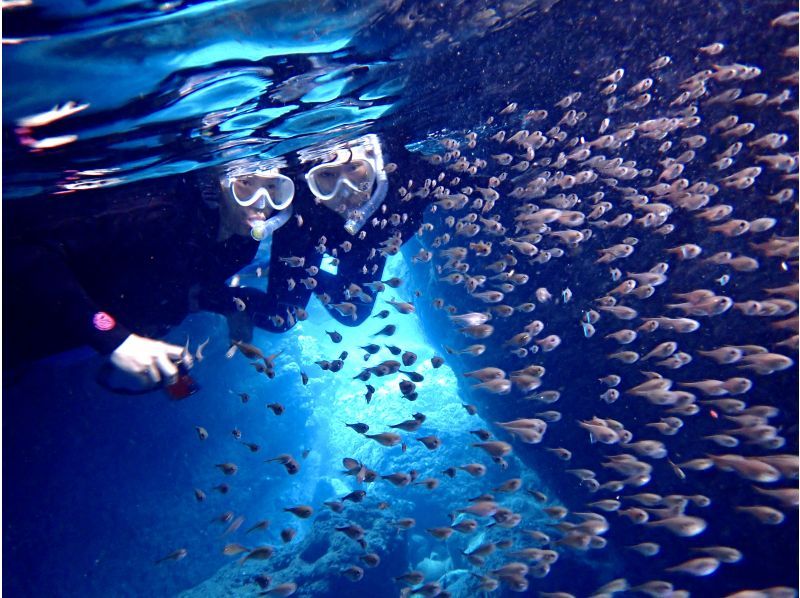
[4,162,296,389]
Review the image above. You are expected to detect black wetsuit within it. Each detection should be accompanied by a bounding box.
[3,172,257,368]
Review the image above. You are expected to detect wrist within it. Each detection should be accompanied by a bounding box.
[89,311,131,355]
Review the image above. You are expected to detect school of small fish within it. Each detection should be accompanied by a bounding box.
[163,9,798,598]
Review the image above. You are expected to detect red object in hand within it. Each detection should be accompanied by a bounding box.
[165,360,199,400]
[165,374,199,400]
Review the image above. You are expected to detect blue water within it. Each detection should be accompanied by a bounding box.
[4,0,799,597]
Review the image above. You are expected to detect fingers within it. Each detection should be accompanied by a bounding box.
[164,343,186,360]
[163,342,194,370]
[145,360,161,385]
[155,352,179,384]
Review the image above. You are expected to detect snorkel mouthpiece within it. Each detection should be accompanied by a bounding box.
[250,220,268,241]
[249,206,293,241]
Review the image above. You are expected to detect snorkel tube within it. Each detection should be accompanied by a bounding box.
[250,205,293,241]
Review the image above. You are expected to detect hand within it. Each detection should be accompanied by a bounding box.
[110,334,191,385]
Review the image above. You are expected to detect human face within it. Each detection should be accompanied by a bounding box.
[218,170,294,240]
[218,181,274,240]
[301,135,388,235]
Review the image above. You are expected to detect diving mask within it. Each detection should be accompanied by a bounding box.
[227,170,295,211]
[303,133,388,235]
[305,154,377,200]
